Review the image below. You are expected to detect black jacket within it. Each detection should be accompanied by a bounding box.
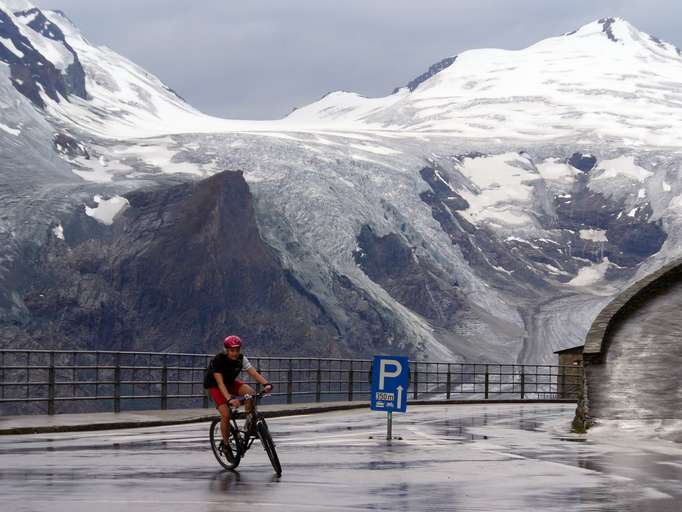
[203,353,244,389]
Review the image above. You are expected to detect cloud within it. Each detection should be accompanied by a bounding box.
[32,0,682,119]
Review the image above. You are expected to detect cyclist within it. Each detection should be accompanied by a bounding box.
[203,335,273,455]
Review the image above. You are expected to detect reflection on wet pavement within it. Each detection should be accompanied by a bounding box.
[2,403,682,511]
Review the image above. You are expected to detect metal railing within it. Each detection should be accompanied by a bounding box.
[0,350,582,415]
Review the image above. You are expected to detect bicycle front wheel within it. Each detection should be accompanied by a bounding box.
[209,418,241,470]
[257,418,282,476]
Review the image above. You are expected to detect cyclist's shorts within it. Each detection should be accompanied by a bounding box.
[208,379,246,407]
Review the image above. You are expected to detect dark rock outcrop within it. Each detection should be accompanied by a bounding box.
[353,224,459,323]
[21,8,88,100]
[567,152,597,172]
[393,56,457,94]
[553,174,666,267]
[599,17,619,43]
[0,8,87,108]
[53,133,90,159]
[1,171,342,356]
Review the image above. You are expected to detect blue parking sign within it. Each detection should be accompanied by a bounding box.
[371,355,409,413]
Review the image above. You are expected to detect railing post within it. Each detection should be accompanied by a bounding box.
[446,364,451,400]
[71,351,76,400]
[560,367,566,399]
[484,365,489,400]
[161,354,168,410]
[114,352,121,413]
[315,359,321,403]
[203,356,209,408]
[95,352,100,399]
[254,358,261,394]
[1,351,4,400]
[413,365,418,400]
[520,369,525,399]
[25,351,29,402]
[48,351,55,415]
[287,363,293,404]
[348,362,354,402]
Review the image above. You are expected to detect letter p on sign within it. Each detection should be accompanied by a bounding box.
[379,359,402,390]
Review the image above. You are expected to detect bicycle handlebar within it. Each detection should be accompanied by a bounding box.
[228,390,271,406]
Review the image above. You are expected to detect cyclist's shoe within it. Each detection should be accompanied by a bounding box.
[220,440,235,463]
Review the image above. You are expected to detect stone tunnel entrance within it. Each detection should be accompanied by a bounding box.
[577,258,682,427]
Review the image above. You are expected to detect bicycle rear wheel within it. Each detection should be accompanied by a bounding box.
[209,418,241,470]
[257,417,282,476]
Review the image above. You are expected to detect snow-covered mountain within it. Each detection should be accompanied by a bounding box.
[2,1,682,363]
[288,18,682,146]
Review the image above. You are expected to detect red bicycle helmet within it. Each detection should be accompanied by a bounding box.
[223,335,242,349]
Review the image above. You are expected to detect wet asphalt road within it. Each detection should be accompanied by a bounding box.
[2,403,682,512]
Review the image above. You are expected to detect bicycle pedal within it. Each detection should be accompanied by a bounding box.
[220,441,235,462]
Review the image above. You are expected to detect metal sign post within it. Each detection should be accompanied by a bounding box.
[370,355,409,440]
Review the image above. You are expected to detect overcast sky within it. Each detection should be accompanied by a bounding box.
[32,0,682,120]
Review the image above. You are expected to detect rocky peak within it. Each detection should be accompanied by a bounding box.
[0,2,87,106]
[598,17,622,42]
[392,56,457,94]
[565,17,681,56]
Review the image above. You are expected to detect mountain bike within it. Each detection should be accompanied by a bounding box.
[209,391,282,476]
